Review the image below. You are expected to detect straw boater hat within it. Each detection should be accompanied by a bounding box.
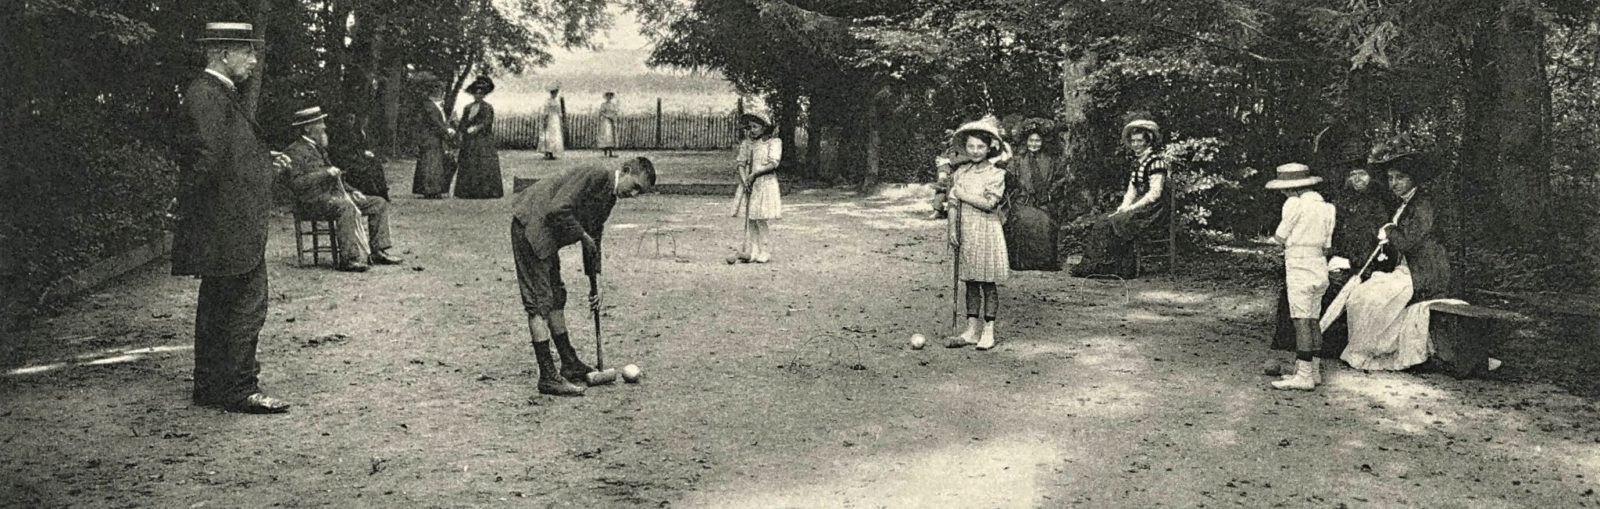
[1121,119,1162,147]
[290,106,328,127]
[1264,163,1323,190]
[197,22,263,44]
[465,76,495,95]
[547,82,561,92]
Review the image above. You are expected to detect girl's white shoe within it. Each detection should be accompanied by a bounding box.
[975,321,996,350]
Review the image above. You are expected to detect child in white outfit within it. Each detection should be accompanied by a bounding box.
[1265,163,1336,390]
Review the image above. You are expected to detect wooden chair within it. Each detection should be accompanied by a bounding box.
[1135,189,1178,275]
[293,212,342,267]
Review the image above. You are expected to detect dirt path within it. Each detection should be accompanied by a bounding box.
[3,151,1597,508]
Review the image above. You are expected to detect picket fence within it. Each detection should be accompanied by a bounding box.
[496,100,741,150]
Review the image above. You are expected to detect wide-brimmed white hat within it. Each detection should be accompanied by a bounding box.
[953,117,1002,140]
[1264,163,1324,190]
[1121,119,1162,146]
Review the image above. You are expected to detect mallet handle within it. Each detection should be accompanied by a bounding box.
[588,273,604,370]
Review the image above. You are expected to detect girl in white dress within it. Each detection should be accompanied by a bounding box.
[729,110,782,264]
[943,120,1009,351]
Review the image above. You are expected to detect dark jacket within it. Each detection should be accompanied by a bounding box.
[282,137,356,218]
[1331,187,1395,272]
[1009,150,1064,207]
[171,72,273,277]
[511,166,617,272]
[1385,190,1451,301]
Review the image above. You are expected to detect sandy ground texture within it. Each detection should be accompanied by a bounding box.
[3,151,1599,508]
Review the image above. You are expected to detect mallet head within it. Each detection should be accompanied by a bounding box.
[585,368,619,386]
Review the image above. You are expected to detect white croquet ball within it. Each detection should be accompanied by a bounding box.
[621,364,643,383]
[910,334,927,350]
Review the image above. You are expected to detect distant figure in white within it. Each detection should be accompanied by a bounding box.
[538,86,564,160]
[727,108,782,264]
[598,91,620,158]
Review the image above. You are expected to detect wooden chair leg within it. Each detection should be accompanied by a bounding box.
[294,219,307,267]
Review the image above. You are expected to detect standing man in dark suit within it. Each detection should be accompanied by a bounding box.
[510,157,655,396]
[283,106,404,272]
[172,22,290,414]
[412,82,456,198]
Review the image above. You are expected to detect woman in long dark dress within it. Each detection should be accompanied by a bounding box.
[453,76,503,199]
[412,82,455,198]
[1070,119,1170,278]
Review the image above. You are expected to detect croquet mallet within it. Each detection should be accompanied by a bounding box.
[584,273,618,386]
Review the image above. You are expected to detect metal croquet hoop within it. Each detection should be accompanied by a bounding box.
[1082,274,1132,306]
[633,224,680,258]
[781,333,868,399]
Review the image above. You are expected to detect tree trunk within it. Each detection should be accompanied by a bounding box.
[862,97,880,192]
[771,89,799,170]
[1491,7,1552,240]
[243,0,271,121]
[1059,51,1097,215]
[381,59,404,154]
[1459,6,1554,286]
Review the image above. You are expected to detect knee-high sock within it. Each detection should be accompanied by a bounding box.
[965,281,982,317]
[981,282,999,319]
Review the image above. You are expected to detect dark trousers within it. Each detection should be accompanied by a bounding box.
[193,262,267,405]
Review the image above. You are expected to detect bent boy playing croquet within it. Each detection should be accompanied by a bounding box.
[510,157,655,396]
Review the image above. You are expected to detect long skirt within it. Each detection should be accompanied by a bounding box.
[538,114,565,156]
[1072,205,1168,278]
[732,173,781,220]
[951,203,1009,283]
[412,142,453,196]
[598,119,618,149]
[454,135,503,199]
[1341,265,1464,371]
[337,154,390,200]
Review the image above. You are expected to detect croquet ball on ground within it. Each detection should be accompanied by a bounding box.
[910,334,926,350]
[621,364,643,383]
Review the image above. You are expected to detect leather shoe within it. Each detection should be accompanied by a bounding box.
[538,378,586,397]
[337,262,370,272]
[370,251,404,265]
[224,393,291,414]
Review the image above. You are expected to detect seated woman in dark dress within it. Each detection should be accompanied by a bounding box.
[328,112,390,200]
[1070,119,1170,278]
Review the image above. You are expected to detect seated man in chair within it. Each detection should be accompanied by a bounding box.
[284,106,404,272]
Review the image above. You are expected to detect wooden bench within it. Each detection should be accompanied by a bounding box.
[1430,303,1526,379]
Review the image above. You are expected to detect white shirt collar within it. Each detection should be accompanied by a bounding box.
[204,68,236,90]
[301,135,322,148]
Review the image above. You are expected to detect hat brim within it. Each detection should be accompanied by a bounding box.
[1264,177,1324,190]
[739,113,772,127]
[197,37,264,43]
[290,114,329,127]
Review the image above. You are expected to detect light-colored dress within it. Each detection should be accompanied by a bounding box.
[734,136,782,220]
[538,96,564,156]
[597,99,619,149]
[949,160,1008,283]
